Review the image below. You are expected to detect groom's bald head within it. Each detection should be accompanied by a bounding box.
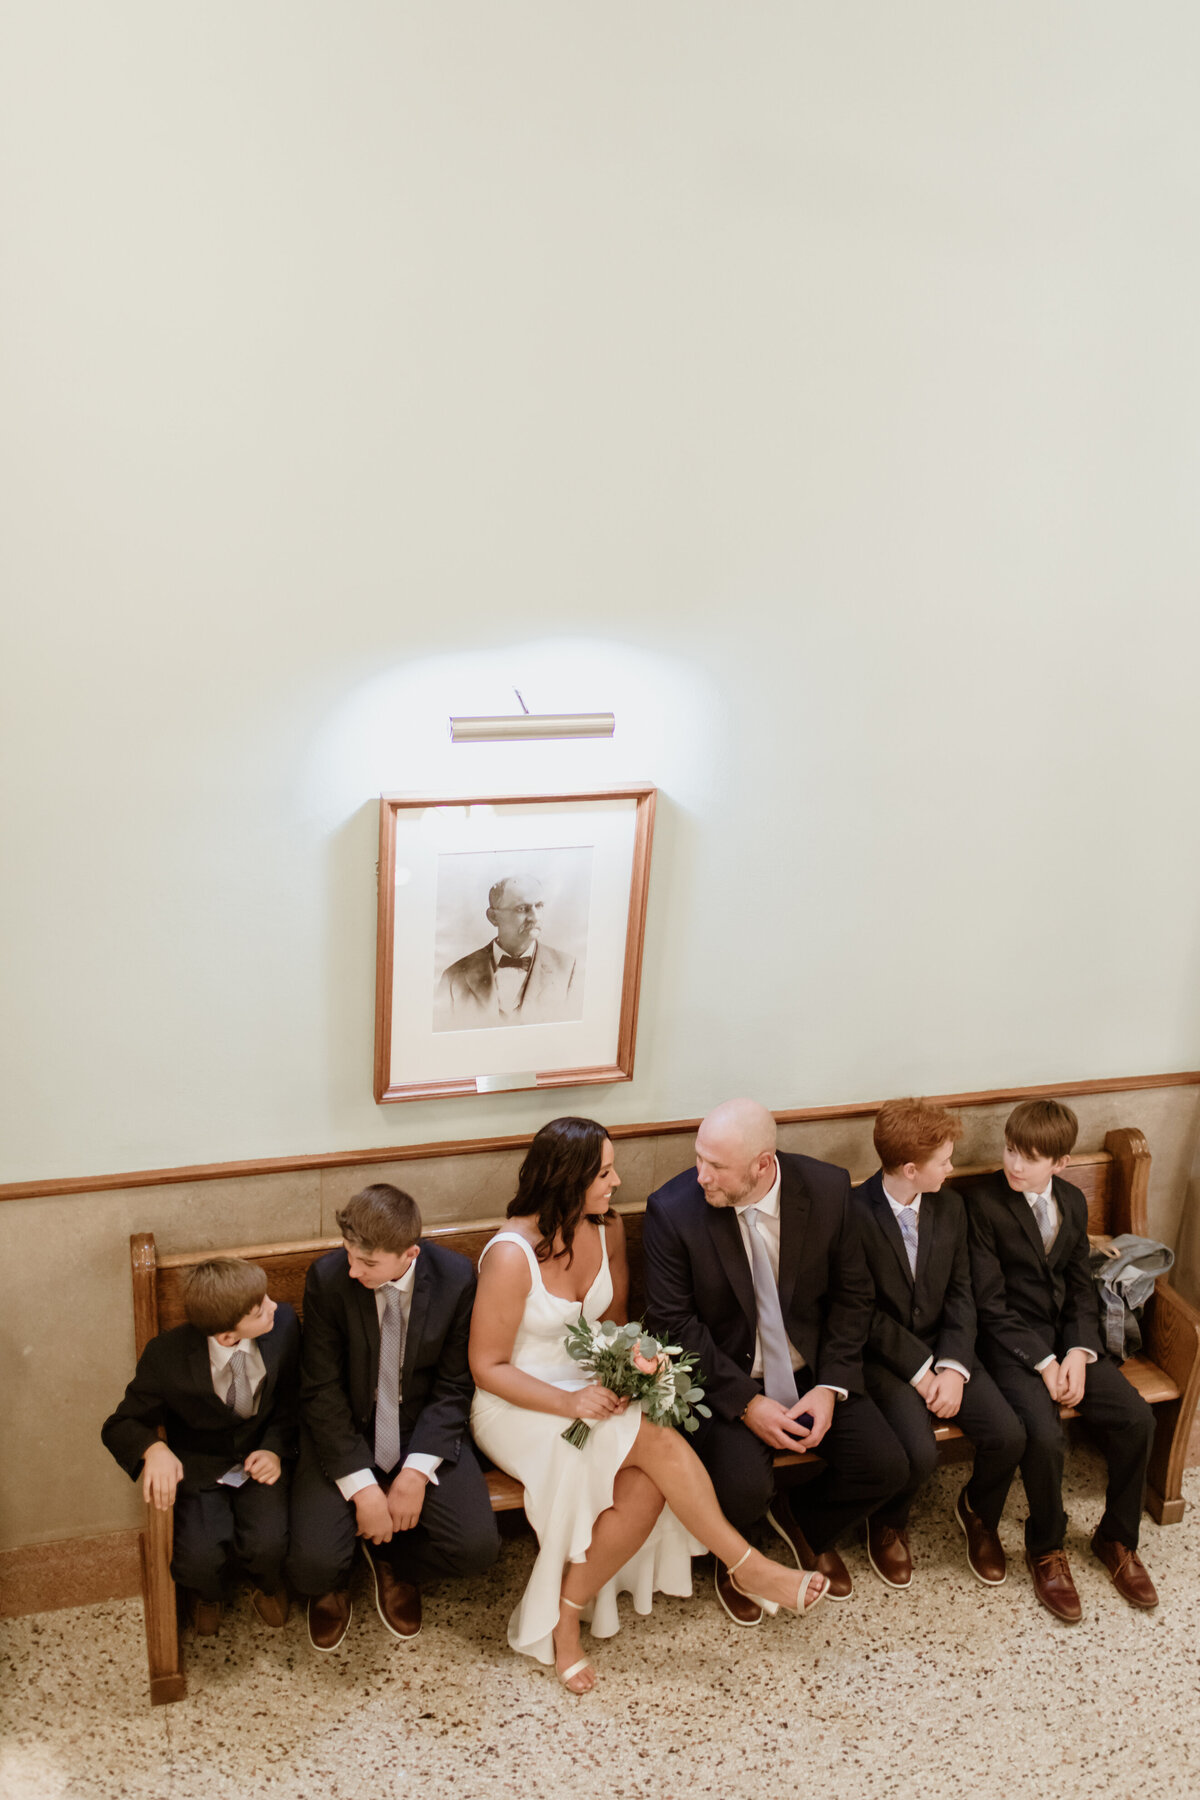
[694,1098,778,1208]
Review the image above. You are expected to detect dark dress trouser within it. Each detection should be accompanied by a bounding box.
[982,1351,1155,1555]
[173,1476,291,1601]
[286,1426,500,1595]
[863,1362,1026,1531]
[696,1371,909,1553]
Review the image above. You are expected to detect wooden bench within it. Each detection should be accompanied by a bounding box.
[127,1125,1200,1704]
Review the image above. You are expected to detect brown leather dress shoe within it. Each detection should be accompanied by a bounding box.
[714,1559,764,1626]
[364,1546,422,1640]
[955,1484,1007,1586]
[251,1587,290,1629]
[866,1522,913,1589]
[1091,1531,1159,1609]
[766,1497,853,1598]
[307,1590,352,1651]
[1025,1548,1082,1622]
[188,1593,223,1636]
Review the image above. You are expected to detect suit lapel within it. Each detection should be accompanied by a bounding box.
[706,1204,756,1324]
[869,1176,915,1290]
[403,1253,432,1392]
[186,1332,219,1410]
[1005,1184,1049,1265]
[465,948,496,1007]
[352,1275,382,1395]
[776,1159,809,1313]
[913,1191,937,1290]
[1047,1178,1078,1269]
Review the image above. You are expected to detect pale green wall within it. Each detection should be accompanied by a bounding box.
[3,6,1200,1185]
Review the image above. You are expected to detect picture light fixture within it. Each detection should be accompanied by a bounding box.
[449,690,615,743]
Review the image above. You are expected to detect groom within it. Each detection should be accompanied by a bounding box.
[643,1099,907,1622]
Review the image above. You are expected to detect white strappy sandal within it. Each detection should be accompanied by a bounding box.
[727,1546,829,1616]
[553,1594,596,1694]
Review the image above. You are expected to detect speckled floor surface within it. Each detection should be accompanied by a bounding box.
[3,1457,1198,1800]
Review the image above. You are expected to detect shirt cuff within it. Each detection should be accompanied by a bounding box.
[815,1384,848,1402]
[908,1358,933,1388]
[1066,1347,1098,1365]
[335,1468,379,1502]
[934,1360,970,1381]
[402,1453,442,1485]
[1034,1355,1056,1373]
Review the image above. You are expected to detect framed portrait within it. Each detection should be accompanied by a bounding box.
[373,786,657,1102]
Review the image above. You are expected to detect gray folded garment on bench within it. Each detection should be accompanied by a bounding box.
[1089,1234,1175,1358]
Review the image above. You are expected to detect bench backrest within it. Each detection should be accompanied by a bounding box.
[130,1127,1150,1357]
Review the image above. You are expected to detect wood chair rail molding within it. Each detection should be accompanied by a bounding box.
[4,1068,1198,1204]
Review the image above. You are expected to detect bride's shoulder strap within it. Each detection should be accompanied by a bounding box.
[477,1230,541,1278]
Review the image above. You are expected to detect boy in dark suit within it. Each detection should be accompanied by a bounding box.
[287,1183,500,1652]
[854,1099,1024,1591]
[967,1099,1159,1620]
[101,1258,299,1635]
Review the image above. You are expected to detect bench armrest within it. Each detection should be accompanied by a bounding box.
[1144,1277,1200,1400]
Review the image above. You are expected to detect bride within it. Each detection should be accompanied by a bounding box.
[469,1115,828,1693]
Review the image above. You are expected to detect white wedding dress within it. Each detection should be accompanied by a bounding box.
[471,1227,702,1665]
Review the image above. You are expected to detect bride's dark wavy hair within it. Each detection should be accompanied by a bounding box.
[507,1116,612,1265]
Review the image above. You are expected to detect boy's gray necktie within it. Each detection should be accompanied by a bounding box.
[226,1348,255,1420]
[742,1206,800,1408]
[374,1286,405,1474]
[896,1204,919,1278]
[1032,1193,1058,1254]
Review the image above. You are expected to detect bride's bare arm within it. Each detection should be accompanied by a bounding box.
[599,1212,629,1325]
[469,1242,624,1420]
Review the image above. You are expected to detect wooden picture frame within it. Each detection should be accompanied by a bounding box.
[373,786,657,1103]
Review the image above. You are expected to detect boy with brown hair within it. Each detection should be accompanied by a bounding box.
[854,1099,1025,1590]
[287,1183,499,1652]
[966,1099,1159,1619]
[101,1257,300,1635]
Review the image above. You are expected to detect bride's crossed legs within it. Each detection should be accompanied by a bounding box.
[553,1414,828,1692]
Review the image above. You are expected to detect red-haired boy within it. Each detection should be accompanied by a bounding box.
[854,1099,1024,1590]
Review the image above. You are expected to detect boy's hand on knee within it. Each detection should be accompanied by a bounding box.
[141,1442,183,1510]
[925,1371,965,1419]
[1057,1348,1088,1407]
[913,1370,937,1403]
[353,1483,395,1544]
[387,1467,429,1533]
[1039,1359,1062,1402]
[243,1450,281,1485]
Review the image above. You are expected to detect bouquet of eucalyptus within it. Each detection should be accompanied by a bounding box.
[560,1317,710,1450]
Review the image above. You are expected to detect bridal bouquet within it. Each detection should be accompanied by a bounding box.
[560,1317,710,1450]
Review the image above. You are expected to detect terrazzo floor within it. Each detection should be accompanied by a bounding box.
[4,1456,1199,1800]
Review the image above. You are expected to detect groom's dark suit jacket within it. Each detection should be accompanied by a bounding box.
[964,1170,1104,1369]
[852,1171,977,1383]
[642,1151,873,1422]
[101,1305,300,1492]
[300,1243,477,1483]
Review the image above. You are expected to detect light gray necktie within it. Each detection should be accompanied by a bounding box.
[374,1286,405,1474]
[896,1204,919,1279]
[1032,1192,1058,1254]
[226,1348,255,1420]
[743,1207,800,1408]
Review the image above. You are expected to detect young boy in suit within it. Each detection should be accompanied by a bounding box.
[101,1257,300,1634]
[287,1183,500,1652]
[854,1099,1025,1590]
[966,1099,1159,1619]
